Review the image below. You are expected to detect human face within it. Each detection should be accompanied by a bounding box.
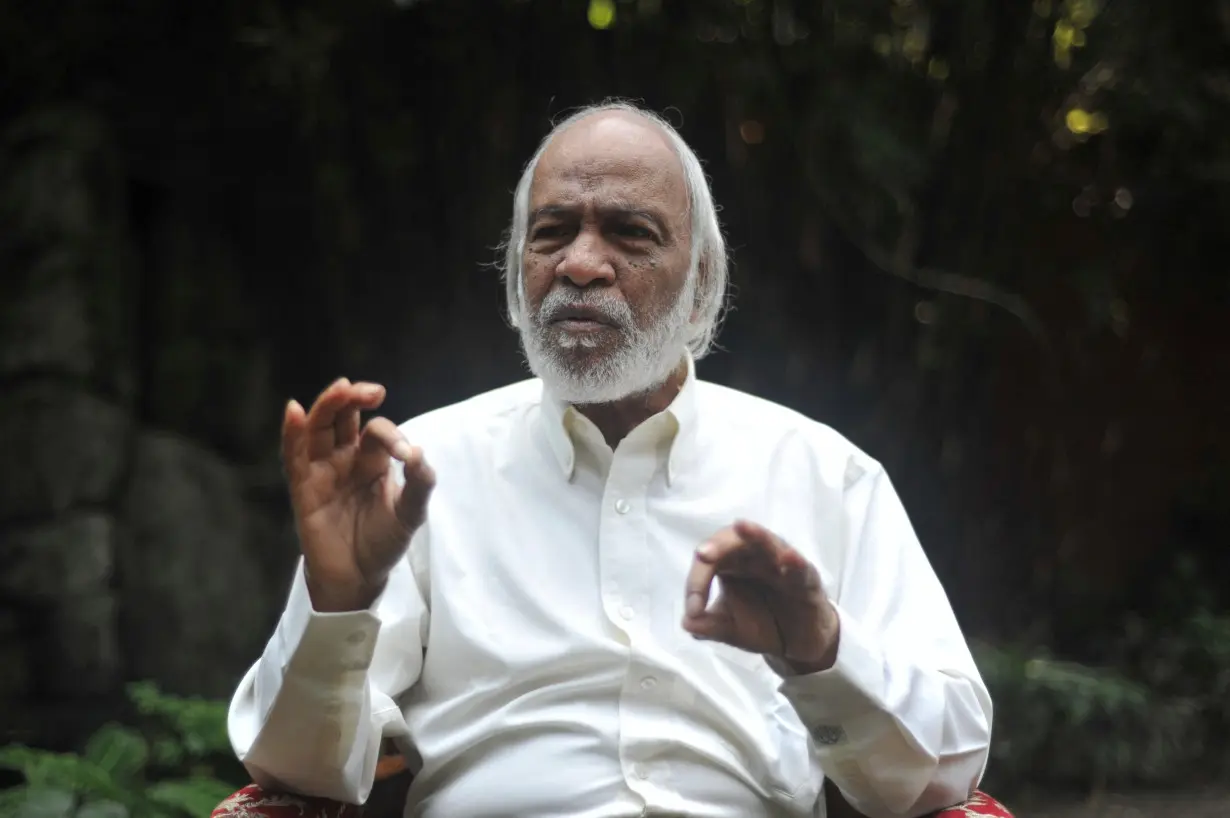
[517,113,695,405]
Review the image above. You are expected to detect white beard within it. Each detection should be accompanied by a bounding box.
[517,270,697,405]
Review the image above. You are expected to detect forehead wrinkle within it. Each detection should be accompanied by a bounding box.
[530,171,689,248]
[530,199,676,240]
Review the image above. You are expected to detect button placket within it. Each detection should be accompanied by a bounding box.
[603,444,661,805]
[600,448,651,637]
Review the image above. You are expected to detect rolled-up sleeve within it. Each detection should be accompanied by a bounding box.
[778,461,992,818]
[228,534,429,804]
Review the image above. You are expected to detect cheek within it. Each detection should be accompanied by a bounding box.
[520,254,555,307]
[624,254,683,308]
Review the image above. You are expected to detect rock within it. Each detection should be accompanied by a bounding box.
[0,107,115,245]
[119,431,272,697]
[0,537,118,698]
[0,256,94,379]
[139,200,277,455]
[0,513,114,602]
[0,610,31,699]
[0,382,130,523]
[0,106,137,397]
[41,591,120,697]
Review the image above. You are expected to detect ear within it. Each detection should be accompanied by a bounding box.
[506,268,526,329]
[690,258,708,323]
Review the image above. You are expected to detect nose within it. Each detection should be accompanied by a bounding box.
[555,230,615,288]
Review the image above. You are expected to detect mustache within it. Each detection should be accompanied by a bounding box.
[537,287,633,327]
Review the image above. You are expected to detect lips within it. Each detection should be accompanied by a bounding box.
[549,305,616,327]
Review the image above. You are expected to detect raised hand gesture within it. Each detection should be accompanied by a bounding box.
[682,520,841,675]
[281,378,435,612]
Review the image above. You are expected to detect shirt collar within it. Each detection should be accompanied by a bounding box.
[540,353,698,487]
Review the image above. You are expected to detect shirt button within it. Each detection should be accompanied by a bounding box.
[632,763,649,780]
[619,605,635,621]
[614,498,631,514]
[640,676,657,690]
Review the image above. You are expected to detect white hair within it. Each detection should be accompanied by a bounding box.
[501,101,729,360]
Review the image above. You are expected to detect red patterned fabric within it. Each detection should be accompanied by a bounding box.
[211,784,362,818]
[939,790,1014,816]
[212,785,1013,817]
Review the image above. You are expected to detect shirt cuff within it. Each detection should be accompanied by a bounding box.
[774,604,889,737]
[274,563,384,678]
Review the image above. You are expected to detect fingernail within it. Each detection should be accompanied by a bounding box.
[394,442,415,461]
[697,542,715,559]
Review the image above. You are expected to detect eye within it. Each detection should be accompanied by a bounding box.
[531,224,568,241]
[614,223,654,240]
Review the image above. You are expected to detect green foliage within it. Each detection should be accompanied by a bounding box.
[977,611,1230,795]
[0,684,236,818]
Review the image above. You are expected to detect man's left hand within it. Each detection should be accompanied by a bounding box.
[682,519,840,675]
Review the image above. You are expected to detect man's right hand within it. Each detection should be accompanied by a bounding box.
[281,378,435,613]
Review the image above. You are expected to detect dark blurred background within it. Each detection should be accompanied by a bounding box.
[1,0,1228,813]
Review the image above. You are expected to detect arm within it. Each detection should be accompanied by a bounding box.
[228,541,429,804]
[230,379,435,803]
[776,462,992,818]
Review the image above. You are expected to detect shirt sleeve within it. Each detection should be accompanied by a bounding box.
[776,460,992,818]
[227,532,430,804]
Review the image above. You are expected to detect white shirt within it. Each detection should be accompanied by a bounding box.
[228,358,992,818]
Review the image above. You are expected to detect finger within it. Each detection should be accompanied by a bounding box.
[280,399,309,484]
[683,605,735,642]
[705,522,782,579]
[731,519,781,554]
[334,382,386,447]
[355,416,407,479]
[734,518,804,575]
[736,519,822,596]
[395,454,436,531]
[357,419,436,529]
[683,526,744,619]
[305,377,352,460]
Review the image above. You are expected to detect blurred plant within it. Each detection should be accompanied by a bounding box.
[0,683,236,818]
[976,612,1230,796]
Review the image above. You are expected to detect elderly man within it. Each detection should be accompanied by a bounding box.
[228,102,994,818]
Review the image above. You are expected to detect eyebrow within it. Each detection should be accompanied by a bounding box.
[529,204,671,237]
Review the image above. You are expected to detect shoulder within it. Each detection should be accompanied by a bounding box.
[694,380,883,487]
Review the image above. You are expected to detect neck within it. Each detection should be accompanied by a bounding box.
[575,358,688,448]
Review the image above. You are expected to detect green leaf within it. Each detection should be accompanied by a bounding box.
[126,682,161,716]
[75,800,129,818]
[0,745,42,777]
[146,778,236,817]
[0,747,93,790]
[150,739,183,768]
[125,684,229,758]
[3,788,75,818]
[84,725,149,784]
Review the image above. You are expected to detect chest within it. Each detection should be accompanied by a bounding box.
[417,438,846,675]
